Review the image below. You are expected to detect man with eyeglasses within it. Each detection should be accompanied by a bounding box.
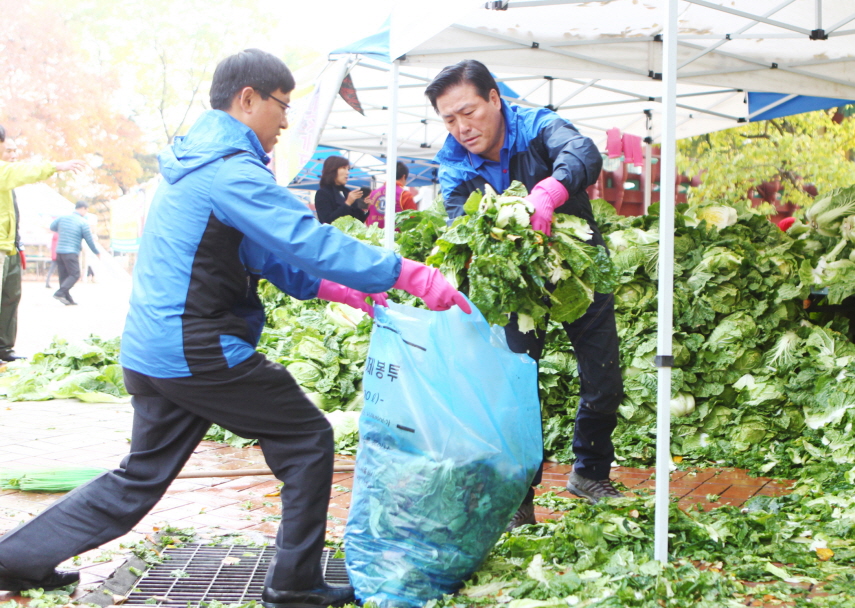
[0,49,469,608]
[0,126,86,361]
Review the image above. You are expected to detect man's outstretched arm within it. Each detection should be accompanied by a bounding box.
[0,159,87,191]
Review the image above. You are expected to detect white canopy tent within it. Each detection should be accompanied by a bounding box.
[322,0,855,150]
[322,0,855,562]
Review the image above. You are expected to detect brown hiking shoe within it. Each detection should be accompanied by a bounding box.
[505,493,536,531]
[566,470,623,504]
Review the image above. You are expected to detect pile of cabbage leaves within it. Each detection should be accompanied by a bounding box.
[277,187,855,484]
[542,197,855,481]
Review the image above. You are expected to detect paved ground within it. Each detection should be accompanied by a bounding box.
[0,398,795,604]
[15,276,131,358]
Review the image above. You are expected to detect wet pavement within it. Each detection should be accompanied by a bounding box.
[0,398,796,604]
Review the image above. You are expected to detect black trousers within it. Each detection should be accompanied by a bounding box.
[0,253,21,355]
[507,291,623,482]
[54,253,80,300]
[0,353,334,591]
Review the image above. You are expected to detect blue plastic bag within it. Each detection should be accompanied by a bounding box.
[344,299,542,607]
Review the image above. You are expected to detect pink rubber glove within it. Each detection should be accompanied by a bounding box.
[393,258,472,314]
[527,177,569,236]
[317,279,388,318]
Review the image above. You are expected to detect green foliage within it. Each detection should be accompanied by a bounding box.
[253,187,855,477]
[678,109,855,209]
[395,199,449,261]
[56,0,318,147]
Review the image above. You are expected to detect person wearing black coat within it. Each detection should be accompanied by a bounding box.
[314,156,367,224]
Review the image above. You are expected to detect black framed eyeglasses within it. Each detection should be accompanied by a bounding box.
[267,92,291,116]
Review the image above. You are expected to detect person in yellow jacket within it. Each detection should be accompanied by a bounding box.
[0,125,86,360]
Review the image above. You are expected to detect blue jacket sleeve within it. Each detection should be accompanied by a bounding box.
[438,166,471,221]
[81,223,99,255]
[210,156,401,294]
[539,118,603,196]
[239,238,321,300]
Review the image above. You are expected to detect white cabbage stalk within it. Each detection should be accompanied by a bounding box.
[697,205,738,230]
[495,202,532,228]
[670,393,696,418]
[841,215,855,243]
[807,188,855,237]
[479,183,499,213]
[766,331,801,369]
[552,215,593,241]
[606,228,658,253]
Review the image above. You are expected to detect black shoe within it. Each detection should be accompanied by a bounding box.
[0,568,79,592]
[506,492,536,531]
[0,352,25,362]
[566,469,624,504]
[261,584,354,608]
[53,294,72,306]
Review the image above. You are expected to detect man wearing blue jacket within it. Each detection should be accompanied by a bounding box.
[425,60,624,528]
[0,49,468,608]
[49,201,100,305]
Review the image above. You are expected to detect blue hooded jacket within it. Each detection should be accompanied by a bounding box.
[121,110,402,378]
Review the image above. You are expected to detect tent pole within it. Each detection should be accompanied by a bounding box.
[643,145,652,214]
[654,0,678,564]
[384,60,400,249]
[644,109,653,214]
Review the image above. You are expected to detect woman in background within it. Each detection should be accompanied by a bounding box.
[314,156,367,224]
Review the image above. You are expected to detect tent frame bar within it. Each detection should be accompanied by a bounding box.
[677,0,798,70]
[499,0,617,7]
[827,10,855,33]
[383,61,400,249]
[682,0,812,36]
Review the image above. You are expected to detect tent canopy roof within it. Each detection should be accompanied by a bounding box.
[324,0,854,151]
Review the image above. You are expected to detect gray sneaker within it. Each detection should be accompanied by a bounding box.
[505,493,536,531]
[566,470,623,504]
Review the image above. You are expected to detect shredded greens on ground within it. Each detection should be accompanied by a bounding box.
[407,464,855,607]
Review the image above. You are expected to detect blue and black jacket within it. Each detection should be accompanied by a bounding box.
[435,101,605,245]
[121,110,402,378]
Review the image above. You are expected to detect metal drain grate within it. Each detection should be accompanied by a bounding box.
[124,545,348,606]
